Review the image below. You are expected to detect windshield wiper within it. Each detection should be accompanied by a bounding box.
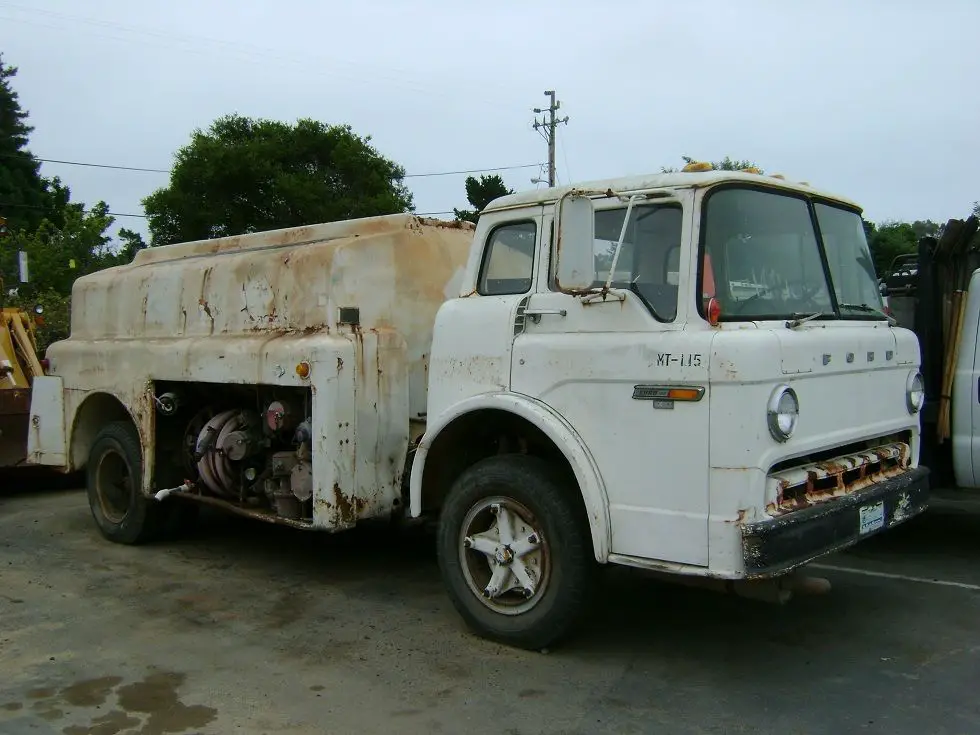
[785,312,830,330]
[838,303,897,326]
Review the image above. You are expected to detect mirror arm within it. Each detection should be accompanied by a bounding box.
[604,194,641,291]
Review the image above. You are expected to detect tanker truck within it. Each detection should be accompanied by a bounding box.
[26,168,930,649]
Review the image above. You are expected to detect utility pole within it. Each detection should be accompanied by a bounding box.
[532,90,569,187]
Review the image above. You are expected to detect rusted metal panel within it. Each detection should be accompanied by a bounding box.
[66,213,472,426]
[765,441,912,515]
[46,213,472,531]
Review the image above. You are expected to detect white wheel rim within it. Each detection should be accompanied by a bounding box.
[458,496,551,616]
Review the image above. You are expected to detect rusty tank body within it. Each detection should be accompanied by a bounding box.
[30,213,475,529]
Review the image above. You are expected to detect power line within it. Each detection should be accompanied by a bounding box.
[0,200,456,220]
[0,152,541,179]
[404,164,539,178]
[0,154,168,173]
[0,201,147,218]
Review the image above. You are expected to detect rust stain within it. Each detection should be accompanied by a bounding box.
[768,442,910,516]
[728,509,749,524]
[330,481,367,527]
[177,492,312,529]
[333,482,356,525]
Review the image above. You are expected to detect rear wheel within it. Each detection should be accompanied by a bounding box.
[436,454,595,650]
[87,421,161,544]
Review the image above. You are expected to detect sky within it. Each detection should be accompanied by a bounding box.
[1,0,978,245]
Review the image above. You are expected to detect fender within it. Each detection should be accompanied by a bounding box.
[409,391,611,562]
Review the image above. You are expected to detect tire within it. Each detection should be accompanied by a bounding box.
[436,454,595,650]
[86,421,161,545]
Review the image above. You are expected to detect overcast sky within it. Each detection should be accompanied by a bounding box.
[1,0,978,244]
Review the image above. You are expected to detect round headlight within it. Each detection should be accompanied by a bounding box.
[906,370,925,414]
[767,385,799,442]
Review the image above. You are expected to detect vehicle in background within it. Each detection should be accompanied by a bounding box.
[1,283,47,469]
[883,215,980,491]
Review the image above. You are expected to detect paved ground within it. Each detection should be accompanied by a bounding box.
[2,479,979,735]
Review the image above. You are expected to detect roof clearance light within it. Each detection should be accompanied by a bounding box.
[296,361,311,379]
[682,161,713,172]
[739,167,762,174]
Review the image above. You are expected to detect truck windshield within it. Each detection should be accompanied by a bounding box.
[700,187,885,322]
[813,202,885,317]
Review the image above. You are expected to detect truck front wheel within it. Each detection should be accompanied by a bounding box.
[87,421,161,545]
[436,455,594,650]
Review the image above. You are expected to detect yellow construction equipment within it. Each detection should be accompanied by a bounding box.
[1,306,45,468]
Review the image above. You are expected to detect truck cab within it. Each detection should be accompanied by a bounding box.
[416,169,929,633]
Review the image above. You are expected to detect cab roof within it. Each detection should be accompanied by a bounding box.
[482,169,861,213]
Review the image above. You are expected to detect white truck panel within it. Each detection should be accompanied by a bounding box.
[26,376,66,466]
[41,214,473,529]
[63,214,473,425]
[951,268,980,489]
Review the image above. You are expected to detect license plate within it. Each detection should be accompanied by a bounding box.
[859,501,886,535]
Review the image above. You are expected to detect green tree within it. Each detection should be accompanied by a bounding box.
[0,52,45,233]
[0,51,127,353]
[0,53,73,234]
[661,155,764,174]
[453,174,514,223]
[6,287,71,355]
[867,221,918,276]
[116,227,148,263]
[1,201,117,299]
[910,220,942,240]
[142,114,414,245]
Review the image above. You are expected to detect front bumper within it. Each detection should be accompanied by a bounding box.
[740,466,929,578]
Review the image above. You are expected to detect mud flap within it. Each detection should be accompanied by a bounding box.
[27,376,66,466]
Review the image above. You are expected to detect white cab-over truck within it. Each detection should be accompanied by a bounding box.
[27,169,930,649]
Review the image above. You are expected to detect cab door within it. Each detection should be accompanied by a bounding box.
[510,195,712,566]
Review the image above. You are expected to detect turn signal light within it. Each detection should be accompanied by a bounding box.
[295,361,311,379]
[666,387,703,402]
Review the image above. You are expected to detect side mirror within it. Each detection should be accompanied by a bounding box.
[34,304,44,315]
[555,194,596,290]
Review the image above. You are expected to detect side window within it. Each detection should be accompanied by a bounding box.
[478,221,537,296]
[592,205,683,321]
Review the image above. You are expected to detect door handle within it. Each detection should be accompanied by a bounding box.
[524,309,567,324]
